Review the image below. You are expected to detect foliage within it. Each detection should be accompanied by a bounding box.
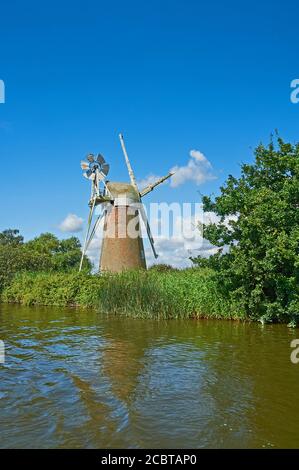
[192,137,299,323]
[148,264,179,272]
[1,272,100,308]
[0,229,24,246]
[25,233,88,272]
[0,230,91,291]
[0,244,45,291]
[1,269,243,320]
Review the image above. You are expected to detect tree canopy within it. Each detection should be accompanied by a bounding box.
[0,229,24,246]
[192,137,299,323]
[0,231,91,291]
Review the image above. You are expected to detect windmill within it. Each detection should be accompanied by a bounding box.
[79,134,173,273]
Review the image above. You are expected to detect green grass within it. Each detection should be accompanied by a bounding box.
[0,268,245,320]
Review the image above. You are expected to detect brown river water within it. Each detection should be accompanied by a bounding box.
[0,304,299,448]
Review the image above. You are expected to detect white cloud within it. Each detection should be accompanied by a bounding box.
[144,211,238,268]
[146,236,217,269]
[170,149,216,188]
[137,174,163,191]
[86,235,101,265]
[190,149,212,165]
[203,211,220,225]
[137,148,216,191]
[84,219,105,269]
[59,213,84,233]
[203,211,239,228]
[143,212,217,268]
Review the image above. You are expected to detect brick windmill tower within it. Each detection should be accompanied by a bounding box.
[79,134,173,273]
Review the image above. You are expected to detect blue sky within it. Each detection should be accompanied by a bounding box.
[0,0,299,265]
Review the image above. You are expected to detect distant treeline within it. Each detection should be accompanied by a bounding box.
[1,136,298,325]
[0,230,91,292]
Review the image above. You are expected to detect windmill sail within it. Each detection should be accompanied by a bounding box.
[119,133,139,192]
[138,203,158,259]
[139,172,174,197]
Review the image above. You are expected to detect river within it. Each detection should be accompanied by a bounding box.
[0,304,298,448]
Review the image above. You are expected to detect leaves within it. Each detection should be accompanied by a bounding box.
[0,229,24,246]
[0,231,91,291]
[192,136,299,323]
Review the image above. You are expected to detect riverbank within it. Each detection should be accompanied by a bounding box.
[0,268,245,320]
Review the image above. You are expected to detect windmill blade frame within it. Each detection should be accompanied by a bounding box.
[79,197,97,271]
[101,163,110,176]
[85,208,106,252]
[81,160,90,170]
[140,172,174,197]
[96,154,105,164]
[119,133,139,192]
[87,154,95,163]
[138,203,158,259]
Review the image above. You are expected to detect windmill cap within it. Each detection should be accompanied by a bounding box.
[106,182,140,204]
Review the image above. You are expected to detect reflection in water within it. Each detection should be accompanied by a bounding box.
[0,304,299,448]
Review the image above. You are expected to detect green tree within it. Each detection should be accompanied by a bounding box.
[0,244,47,291]
[25,233,59,253]
[192,137,299,323]
[0,229,24,246]
[25,233,89,271]
[0,230,91,291]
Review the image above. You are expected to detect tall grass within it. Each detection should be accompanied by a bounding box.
[1,268,244,320]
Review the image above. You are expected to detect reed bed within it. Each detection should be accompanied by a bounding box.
[1,268,244,320]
